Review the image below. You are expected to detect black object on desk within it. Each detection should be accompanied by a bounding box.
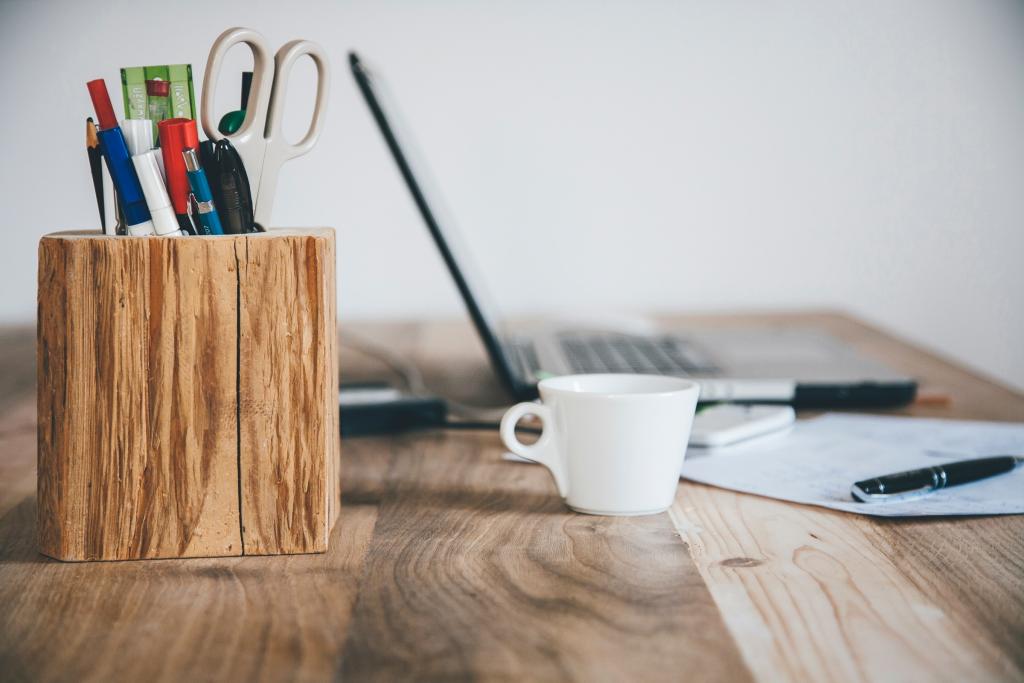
[852,456,1022,503]
[339,383,447,437]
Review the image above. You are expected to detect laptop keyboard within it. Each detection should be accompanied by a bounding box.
[558,334,718,376]
[511,333,718,378]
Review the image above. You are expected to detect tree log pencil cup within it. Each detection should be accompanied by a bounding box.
[36,229,340,561]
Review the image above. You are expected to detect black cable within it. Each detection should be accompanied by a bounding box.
[443,420,542,435]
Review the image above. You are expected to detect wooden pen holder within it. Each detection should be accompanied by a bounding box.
[36,229,340,561]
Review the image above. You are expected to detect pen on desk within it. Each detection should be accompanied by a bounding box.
[85,117,106,233]
[183,148,224,235]
[851,455,1022,503]
[87,79,155,236]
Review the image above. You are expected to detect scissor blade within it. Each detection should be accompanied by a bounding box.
[252,145,278,229]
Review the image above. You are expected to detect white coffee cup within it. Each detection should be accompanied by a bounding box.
[500,374,700,516]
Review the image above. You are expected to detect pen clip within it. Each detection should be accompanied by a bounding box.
[186,194,201,233]
[851,482,935,503]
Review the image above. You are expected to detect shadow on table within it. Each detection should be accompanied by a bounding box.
[0,496,48,566]
[341,481,567,516]
[0,482,570,568]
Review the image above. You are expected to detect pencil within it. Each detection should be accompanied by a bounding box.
[86,117,106,232]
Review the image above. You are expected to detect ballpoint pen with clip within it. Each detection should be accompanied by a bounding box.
[852,455,1023,502]
[183,148,224,235]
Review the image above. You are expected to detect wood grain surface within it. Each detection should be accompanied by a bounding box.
[3,312,1024,681]
[339,430,749,682]
[663,314,1024,683]
[37,236,240,560]
[238,232,339,556]
[35,230,338,561]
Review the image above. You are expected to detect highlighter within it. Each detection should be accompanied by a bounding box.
[158,117,200,235]
[87,79,154,236]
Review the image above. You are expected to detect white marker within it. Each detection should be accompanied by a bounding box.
[133,150,184,236]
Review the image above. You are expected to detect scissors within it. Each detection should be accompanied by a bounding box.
[201,27,330,229]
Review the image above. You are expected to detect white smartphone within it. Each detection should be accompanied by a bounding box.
[689,404,796,448]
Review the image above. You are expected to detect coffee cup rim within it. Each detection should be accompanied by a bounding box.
[537,373,700,398]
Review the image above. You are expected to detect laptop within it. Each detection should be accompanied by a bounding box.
[349,52,917,407]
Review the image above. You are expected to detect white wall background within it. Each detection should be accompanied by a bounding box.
[2,0,1023,391]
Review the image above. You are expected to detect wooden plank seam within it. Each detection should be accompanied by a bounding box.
[234,239,245,554]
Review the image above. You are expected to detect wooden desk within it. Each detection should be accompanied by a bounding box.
[1,313,1022,681]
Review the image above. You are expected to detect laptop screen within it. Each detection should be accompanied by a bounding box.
[349,53,524,395]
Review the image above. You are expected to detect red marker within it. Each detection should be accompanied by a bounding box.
[86,79,118,130]
[158,118,200,234]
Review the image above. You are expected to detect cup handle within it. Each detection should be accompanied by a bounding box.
[500,403,569,498]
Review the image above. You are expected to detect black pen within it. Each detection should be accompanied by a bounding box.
[852,456,1022,503]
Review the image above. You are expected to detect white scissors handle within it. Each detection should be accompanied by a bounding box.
[254,39,331,227]
[201,27,331,229]
[201,27,276,210]
[200,27,274,146]
[266,39,331,158]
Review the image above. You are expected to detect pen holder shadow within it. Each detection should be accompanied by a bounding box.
[36,229,340,561]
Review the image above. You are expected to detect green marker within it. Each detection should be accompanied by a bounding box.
[218,71,253,135]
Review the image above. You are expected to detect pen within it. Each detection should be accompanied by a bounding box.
[851,455,1022,503]
[87,79,155,236]
[183,148,224,235]
[86,117,106,233]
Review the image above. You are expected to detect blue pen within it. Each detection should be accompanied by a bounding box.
[182,148,225,235]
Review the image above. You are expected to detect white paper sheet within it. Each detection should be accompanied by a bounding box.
[679,414,1024,517]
